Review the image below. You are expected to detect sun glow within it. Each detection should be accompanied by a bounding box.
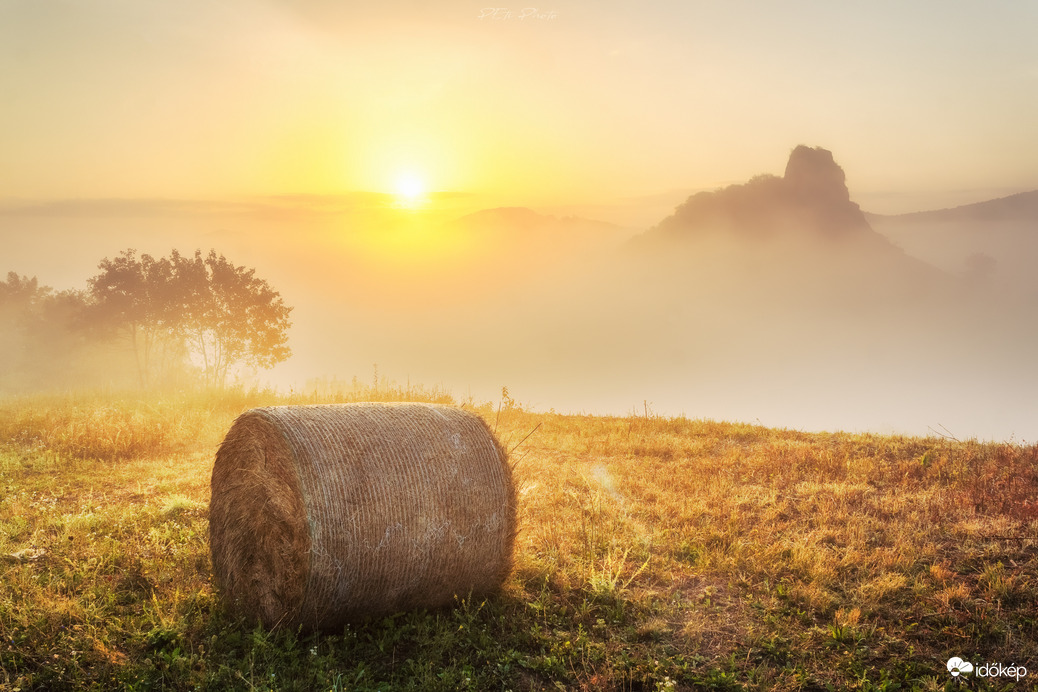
[394,173,427,208]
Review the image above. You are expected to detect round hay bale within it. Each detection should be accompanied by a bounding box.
[209,403,516,631]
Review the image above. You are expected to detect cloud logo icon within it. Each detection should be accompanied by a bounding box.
[947,657,974,676]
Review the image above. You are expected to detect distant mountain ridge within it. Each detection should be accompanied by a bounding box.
[865,189,1038,224]
[866,189,1038,287]
[450,206,621,236]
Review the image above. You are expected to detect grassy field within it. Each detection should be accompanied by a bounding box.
[0,387,1036,691]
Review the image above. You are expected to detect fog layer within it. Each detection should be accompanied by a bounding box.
[2,147,1036,441]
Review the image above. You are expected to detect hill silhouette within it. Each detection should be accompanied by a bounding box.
[438,206,625,287]
[628,145,943,305]
[866,189,1038,224]
[448,206,623,244]
[867,189,1038,291]
[647,145,893,248]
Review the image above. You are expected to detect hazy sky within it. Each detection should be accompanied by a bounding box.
[2,0,1036,212]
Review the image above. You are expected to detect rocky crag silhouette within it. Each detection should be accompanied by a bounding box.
[630,145,945,304]
[650,145,887,245]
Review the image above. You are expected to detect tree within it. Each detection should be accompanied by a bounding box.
[171,250,292,386]
[87,249,179,387]
[1,272,105,390]
[1,273,47,386]
[88,249,292,388]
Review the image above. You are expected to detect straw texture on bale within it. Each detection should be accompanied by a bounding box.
[209,403,515,631]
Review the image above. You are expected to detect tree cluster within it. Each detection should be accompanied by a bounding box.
[0,249,292,391]
[0,273,97,390]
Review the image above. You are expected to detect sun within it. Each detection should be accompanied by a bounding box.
[393,172,427,207]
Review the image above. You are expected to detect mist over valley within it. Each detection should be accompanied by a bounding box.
[3,146,1036,441]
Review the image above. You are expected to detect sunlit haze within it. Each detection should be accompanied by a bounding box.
[3,1,1038,441]
[2,1,1036,209]
[393,172,428,208]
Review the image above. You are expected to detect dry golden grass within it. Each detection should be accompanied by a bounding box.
[502,409,1038,688]
[1,389,1036,690]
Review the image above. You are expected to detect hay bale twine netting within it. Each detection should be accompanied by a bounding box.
[209,403,516,631]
